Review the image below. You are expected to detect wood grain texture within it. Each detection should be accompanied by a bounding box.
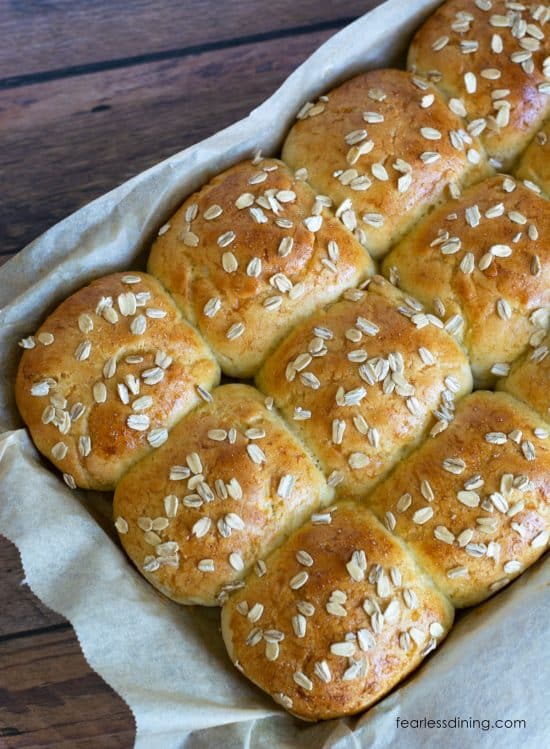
[0,538,66,637]
[1,29,333,256]
[0,629,135,748]
[0,0,368,79]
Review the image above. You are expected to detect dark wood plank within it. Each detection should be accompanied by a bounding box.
[0,629,135,748]
[1,28,335,256]
[0,537,66,637]
[0,0,371,79]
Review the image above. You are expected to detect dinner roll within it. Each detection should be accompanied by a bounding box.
[408,0,550,169]
[282,68,489,259]
[221,501,454,721]
[113,384,333,606]
[15,272,219,490]
[498,333,550,423]
[147,157,374,378]
[367,390,550,608]
[514,120,550,196]
[256,276,473,499]
[382,175,550,387]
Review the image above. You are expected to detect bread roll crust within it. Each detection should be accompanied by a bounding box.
[15,272,219,490]
[382,175,550,387]
[499,333,550,423]
[367,390,550,608]
[282,68,489,258]
[148,157,374,377]
[113,384,333,606]
[407,0,550,169]
[221,502,454,721]
[256,276,473,499]
[515,121,550,197]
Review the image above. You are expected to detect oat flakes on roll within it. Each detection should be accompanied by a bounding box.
[514,119,550,196]
[407,0,550,170]
[256,276,473,500]
[15,272,220,490]
[113,384,333,606]
[367,390,550,608]
[147,157,374,378]
[499,331,550,422]
[221,502,454,721]
[282,68,489,259]
[383,175,550,387]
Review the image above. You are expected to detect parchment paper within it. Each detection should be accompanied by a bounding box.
[1,1,548,746]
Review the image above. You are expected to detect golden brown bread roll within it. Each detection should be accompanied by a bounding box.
[256,275,473,499]
[407,0,550,170]
[498,332,550,423]
[15,272,220,490]
[282,68,489,259]
[514,120,550,196]
[113,384,333,606]
[367,390,550,608]
[221,501,454,721]
[147,157,374,377]
[382,175,550,387]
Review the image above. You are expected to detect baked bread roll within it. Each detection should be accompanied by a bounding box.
[408,0,550,170]
[256,275,472,499]
[514,120,550,197]
[367,390,550,608]
[15,272,219,490]
[147,157,374,377]
[113,384,333,606]
[221,501,454,721]
[498,333,550,423]
[282,68,489,259]
[382,175,550,387]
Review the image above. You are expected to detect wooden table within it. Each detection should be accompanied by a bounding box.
[0,2,381,746]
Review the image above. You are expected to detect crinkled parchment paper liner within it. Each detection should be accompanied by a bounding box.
[1,1,548,746]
